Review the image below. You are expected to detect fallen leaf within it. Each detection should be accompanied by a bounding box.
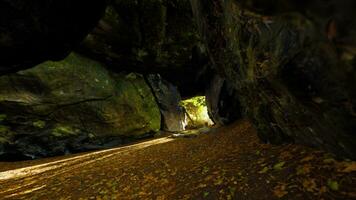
[323,158,335,164]
[273,184,288,198]
[301,156,314,162]
[319,186,327,194]
[279,151,293,160]
[214,177,224,185]
[156,195,166,200]
[296,164,312,175]
[202,166,209,174]
[203,192,209,198]
[273,162,285,170]
[302,179,317,192]
[341,162,356,173]
[229,186,236,196]
[259,166,269,174]
[198,183,207,188]
[327,179,339,191]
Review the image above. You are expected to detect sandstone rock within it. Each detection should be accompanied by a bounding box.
[79,0,206,97]
[0,53,160,159]
[191,0,356,159]
[147,74,185,132]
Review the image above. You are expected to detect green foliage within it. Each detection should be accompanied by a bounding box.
[180,96,213,129]
[180,96,206,108]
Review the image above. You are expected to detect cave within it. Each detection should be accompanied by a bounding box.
[0,0,355,199]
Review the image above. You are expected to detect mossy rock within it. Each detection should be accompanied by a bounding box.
[0,53,161,158]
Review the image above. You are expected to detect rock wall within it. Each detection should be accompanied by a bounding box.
[0,0,107,74]
[79,0,208,97]
[191,0,356,159]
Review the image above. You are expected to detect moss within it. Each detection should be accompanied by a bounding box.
[125,73,138,80]
[0,125,9,134]
[113,73,161,135]
[33,120,46,129]
[0,136,8,144]
[0,114,6,122]
[246,39,256,82]
[2,53,161,139]
[52,125,80,138]
[0,125,13,144]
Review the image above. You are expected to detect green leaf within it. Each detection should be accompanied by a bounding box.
[229,186,236,195]
[273,162,285,170]
[203,192,210,198]
[202,166,209,174]
[327,180,339,191]
[259,166,269,174]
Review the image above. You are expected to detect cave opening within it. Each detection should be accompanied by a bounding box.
[180,96,214,130]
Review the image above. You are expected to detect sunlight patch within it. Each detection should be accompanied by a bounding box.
[180,96,214,129]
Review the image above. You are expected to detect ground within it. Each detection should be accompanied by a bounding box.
[0,120,355,200]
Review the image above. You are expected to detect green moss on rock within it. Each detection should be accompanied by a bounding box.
[0,53,161,143]
[0,125,13,144]
[0,136,9,145]
[33,120,46,129]
[0,125,9,134]
[0,114,6,122]
[52,125,80,138]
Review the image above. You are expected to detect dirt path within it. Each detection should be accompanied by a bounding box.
[0,120,355,200]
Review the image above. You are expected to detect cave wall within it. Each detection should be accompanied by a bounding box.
[190,0,356,159]
[79,0,209,97]
[0,0,108,74]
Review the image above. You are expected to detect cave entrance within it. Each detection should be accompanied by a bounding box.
[180,96,214,130]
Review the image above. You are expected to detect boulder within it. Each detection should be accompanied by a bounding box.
[147,74,186,132]
[0,53,161,159]
[0,0,107,74]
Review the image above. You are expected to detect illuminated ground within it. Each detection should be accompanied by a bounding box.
[0,120,355,199]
